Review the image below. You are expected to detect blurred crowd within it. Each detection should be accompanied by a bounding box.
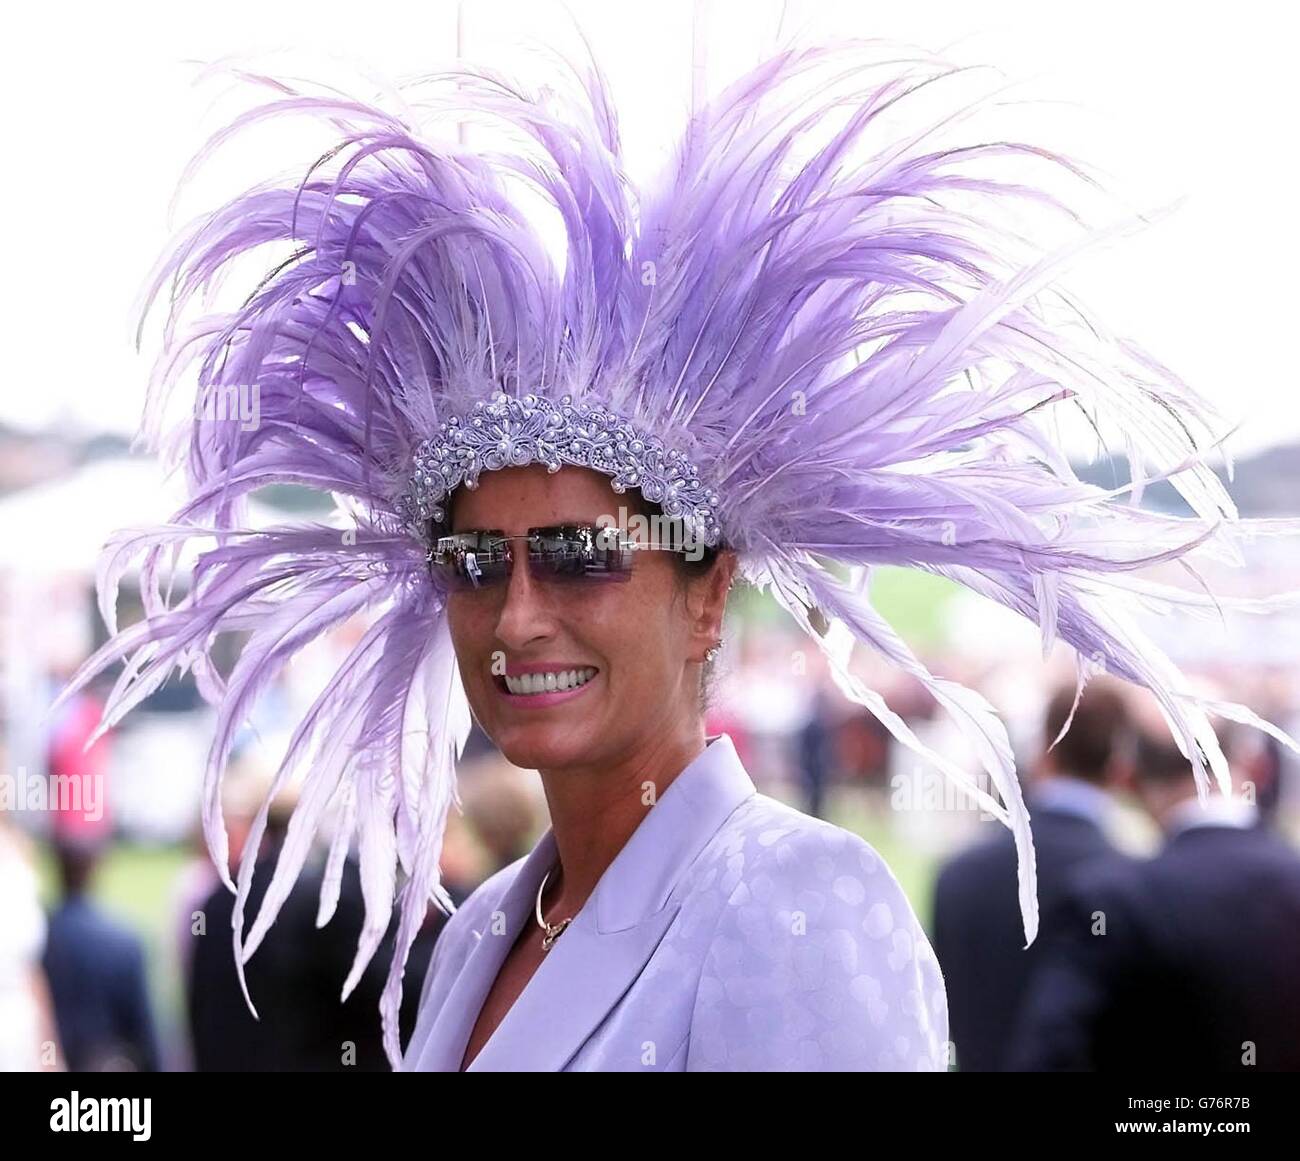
[934,680,1300,1071]
[2,604,1299,1072]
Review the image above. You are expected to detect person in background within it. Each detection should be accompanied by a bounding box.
[932,680,1130,1071]
[45,666,114,849]
[1009,695,1300,1071]
[41,837,160,1071]
[0,809,61,1071]
[187,783,455,1071]
[796,679,837,820]
[455,753,547,876]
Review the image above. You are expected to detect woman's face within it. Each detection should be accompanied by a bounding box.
[445,465,728,773]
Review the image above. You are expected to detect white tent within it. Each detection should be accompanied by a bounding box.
[0,457,193,572]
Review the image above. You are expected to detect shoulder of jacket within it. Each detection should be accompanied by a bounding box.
[681,796,949,1070]
[1065,848,1144,895]
[1046,851,1150,936]
[681,791,907,912]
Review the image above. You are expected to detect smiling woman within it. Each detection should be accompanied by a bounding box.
[430,463,760,1068]
[409,460,947,1071]
[56,33,1300,1072]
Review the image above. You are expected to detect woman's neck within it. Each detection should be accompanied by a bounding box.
[537,719,707,913]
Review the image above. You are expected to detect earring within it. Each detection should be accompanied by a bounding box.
[704,640,723,663]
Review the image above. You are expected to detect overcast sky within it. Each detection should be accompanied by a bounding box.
[5,0,1297,458]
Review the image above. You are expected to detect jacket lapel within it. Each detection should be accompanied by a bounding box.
[467,890,683,1071]
[468,733,757,1071]
[410,830,560,1071]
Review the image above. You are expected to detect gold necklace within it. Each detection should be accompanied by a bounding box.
[534,867,573,951]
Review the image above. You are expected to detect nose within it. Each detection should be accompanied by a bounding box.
[492,547,558,651]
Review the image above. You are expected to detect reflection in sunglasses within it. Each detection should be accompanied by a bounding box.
[430,523,696,591]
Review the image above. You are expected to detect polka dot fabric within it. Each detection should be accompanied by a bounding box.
[569,795,949,1071]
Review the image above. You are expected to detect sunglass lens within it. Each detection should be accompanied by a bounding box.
[435,534,510,590]
[532,528,633,582]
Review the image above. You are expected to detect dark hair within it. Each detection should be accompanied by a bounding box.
[1129,730,1195,785]
[620,490,723,578]
[1043,682,1129,785]
[1129,717,1238,787]
[619,491,730,713]
[54,839,102,898]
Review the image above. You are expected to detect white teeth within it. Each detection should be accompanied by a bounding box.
[503,667,597,696]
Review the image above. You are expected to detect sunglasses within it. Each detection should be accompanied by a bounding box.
[429,524,697,591]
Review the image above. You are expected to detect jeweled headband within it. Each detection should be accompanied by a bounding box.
[396,392,724,547]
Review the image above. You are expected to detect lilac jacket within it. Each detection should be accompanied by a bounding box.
[401,734,949,1071]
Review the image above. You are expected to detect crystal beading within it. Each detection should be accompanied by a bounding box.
[396,393,723,548]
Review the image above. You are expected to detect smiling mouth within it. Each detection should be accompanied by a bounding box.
[496,667,599,696]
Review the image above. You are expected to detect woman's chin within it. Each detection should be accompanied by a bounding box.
[493,726,590,773]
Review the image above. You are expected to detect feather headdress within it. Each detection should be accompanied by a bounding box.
[58,38,1300,1067]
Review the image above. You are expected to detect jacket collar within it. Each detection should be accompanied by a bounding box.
[1165,794,1260,840]
[593,732,756,932]
[411,732,755,1071]
[1029,775,1113,828]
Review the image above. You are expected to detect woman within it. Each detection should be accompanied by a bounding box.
[60,37,1298,1071]
[402,464,947,1070]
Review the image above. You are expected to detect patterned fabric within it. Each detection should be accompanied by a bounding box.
[402,734,947,1071]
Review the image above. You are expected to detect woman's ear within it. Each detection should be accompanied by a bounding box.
[687,550,738,660]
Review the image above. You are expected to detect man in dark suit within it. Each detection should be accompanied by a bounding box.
[1008,703,1300,1071]
[42,839,161,1071]
[187,815,459,1071]
[933,680,1130,1072]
